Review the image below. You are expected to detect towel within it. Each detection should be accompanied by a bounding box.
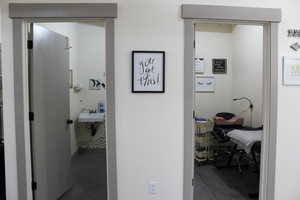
[227,130,262,153]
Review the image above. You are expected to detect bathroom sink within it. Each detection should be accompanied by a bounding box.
[78,113,105,123]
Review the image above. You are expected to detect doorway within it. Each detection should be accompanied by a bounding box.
[28,21,108,200]
[0,44,5,200]
[182,4,281,200]
[9,3,117,200]
[193,22,264,200]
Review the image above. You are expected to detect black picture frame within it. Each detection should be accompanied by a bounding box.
[212,58,227,74]
[132,51,165,93]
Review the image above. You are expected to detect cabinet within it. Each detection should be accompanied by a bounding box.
[194,120,214,163]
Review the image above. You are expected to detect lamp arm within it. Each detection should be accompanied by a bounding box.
[234,97,253,109]
[233,97,254,127]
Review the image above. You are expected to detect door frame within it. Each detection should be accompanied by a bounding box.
[9,3,118,200]
[182,4,281,200]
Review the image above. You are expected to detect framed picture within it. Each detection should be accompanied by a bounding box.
[132,51,165,93]
[212,58,227,74]
[283,57,300,85]
[89,79,104,90]
[195,76,215,93]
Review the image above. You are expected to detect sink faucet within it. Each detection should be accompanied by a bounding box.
[89,109,97,114]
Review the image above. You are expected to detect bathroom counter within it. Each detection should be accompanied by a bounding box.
[78,113,105,123]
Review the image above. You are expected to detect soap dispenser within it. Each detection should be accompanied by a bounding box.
[98,103,105,113]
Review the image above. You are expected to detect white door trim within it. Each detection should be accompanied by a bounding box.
[9,3,118,200]
[182,4,281,200]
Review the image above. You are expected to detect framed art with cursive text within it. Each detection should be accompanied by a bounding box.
[132,51,165,93]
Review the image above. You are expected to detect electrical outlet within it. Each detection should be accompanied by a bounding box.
[148,181,159,195]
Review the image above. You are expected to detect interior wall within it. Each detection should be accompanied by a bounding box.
[232,25,263,127]
[2,1,300,200]
[77,22,106,111]
[195,24,263,127]
[76,22,107,148]
[194,24,234,119]
[2,1,20,199]
[0,9,2,141]
[0,9,1,42]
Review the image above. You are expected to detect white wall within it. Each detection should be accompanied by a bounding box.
[76,22,107,148]
[2,1,300,200]
[195,24,263,127]
[0,8,1,43]
[232,25,263,127]
[77,22,106,110]
[2,1,20,199]
[195,24,234,119]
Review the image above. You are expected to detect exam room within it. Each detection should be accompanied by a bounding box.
[193,23,263,200]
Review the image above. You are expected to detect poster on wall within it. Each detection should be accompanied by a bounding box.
[195,57,205,73]
[195,76,215,93]
[283,57,300,85]
[212,58,227,74]
[89,79,104,90]
[132,51,165,93]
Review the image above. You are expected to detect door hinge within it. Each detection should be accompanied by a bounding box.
[27,40,33,50]
[193,110,195,119]
[29,112,34,121]
[32,181,37,191]
[193,40,195,48]
[192,178,195,186]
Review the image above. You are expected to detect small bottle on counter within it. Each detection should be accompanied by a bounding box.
[98,103,105,113]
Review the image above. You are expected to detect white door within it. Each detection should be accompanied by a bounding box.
[30,24,72,200]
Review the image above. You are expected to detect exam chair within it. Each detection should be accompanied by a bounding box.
[225,127,263,174]
[212,112,262,171]
[211,112,244,167]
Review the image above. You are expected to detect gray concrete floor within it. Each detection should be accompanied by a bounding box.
[59,148,107,200]
[194,164,259,200]
[58,148,258,200]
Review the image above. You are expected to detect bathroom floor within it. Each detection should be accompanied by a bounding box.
[59,148,107,200]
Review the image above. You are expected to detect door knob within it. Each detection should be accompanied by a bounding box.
[67,119,73,124]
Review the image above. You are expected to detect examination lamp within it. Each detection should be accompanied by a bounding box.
[233,97,254,127]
